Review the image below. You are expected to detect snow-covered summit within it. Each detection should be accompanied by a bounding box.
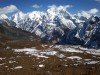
[10,5,78,41]
[11,11,26,24]
[0,14,8,19]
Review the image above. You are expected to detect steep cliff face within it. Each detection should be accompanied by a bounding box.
[66,16,100,48]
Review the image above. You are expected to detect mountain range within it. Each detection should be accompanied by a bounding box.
[0,6,100,48]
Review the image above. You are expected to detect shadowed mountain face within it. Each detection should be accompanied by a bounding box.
[0,20,42,49]
[66,16,100,48]
[0,21,32,40]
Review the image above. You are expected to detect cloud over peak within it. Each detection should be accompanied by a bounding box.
[76,8,99,19]
[48,5,72,11]
[89,8,99,14]
[0,5,18,15]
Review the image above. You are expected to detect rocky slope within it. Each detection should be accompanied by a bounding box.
[0,19,42,49]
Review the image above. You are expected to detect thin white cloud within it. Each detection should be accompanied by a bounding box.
[76,8,99,19]
[32,4,42,8]
[47,5,72,14]
[0,5,18,15]
[48,5,72,11]
[89,8,99,14]
[95,0,100,3]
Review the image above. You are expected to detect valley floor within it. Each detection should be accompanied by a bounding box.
[0,41,100,75]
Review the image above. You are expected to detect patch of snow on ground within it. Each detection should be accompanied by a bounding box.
[67,56,82,60]
[73,64,79,66]
[65,48,83,53]
[54,45,83,53]
[83,49,100,55]
[9,61,16,63]
[54,45,100,55]
[14,66,23,69]
[86,50,100,55]
[32,54,48,58]
[14,48,58,58]
[14,48,48,58]
[84,59,92,61]
[40,51,57,56]
[79,46,90,51]
[78,46,100,55]
[64,65,68,67]
[0,57,6,60]
[0,63,5,66]
[57,54,65,58]
[39,64,45,67]
[85,61,100,64]
[14,45,100,59]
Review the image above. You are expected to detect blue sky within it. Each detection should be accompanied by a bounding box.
[0,0,100,16]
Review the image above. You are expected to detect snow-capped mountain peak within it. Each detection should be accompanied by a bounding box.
[47,5,73,20]
[9,6,78,43]
[11,11,26,23]
[0,14,8,19]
